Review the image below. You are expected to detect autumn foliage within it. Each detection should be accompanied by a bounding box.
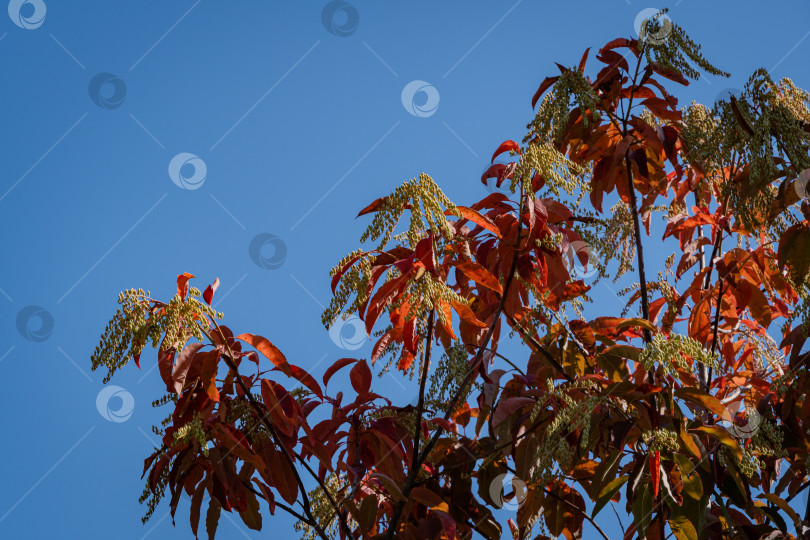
[92,12,810,540]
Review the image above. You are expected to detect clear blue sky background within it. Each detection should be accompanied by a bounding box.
[1,1,809,539]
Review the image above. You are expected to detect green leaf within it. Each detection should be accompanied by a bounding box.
[669,515,698,540]
[616,317,658,334]
[675,387,727,417]
[631,481,653,538]
[673,454,703,500]
[592,475,629,518]
[692,426,742,459]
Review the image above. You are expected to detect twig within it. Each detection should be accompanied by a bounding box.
[385,184,527,538]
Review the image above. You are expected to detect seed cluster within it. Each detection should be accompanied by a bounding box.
[641,428,679,454]
[514,140,587,198]
[639,333,720,378]
[91,288,221,383]
[526,69,600,146]
[360,172,457,251]
[294,473,351,540]
[683,70,810,234]
[426,342,476,414]
[323,173,461,331]
[173,411,208,456]
[639,9,729,81]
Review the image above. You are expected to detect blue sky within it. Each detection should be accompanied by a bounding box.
[1,1,809,538]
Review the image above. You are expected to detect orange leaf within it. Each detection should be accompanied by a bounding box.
[237,333,292,377]
[450,206,503,238]
[688,298,712,345]
[289,364,323,399]
[453,260,503,295]
[451,300,488,328]
[177,272,195,299]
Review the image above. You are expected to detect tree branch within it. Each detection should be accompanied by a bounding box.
[385,185,527,538]
[205,320,349,539]
[411,309,435,480]
[503,311,574,382]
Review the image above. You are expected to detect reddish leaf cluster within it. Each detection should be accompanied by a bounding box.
[94,19,810,540]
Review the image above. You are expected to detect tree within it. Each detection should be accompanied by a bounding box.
[91,11,810,540]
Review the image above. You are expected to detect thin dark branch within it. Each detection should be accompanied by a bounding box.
[543,487,611,540]
[504,312,573,382]
[411,309,435,481]
[385,185,527,538]
[621,55,653,345]
[241,478,312,526]
[206,320,345,540]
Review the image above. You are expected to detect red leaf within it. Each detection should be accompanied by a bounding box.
[602,38,632,51]
[171,342,204,394]
[481,163,513,186]
[651,451,661,498]
[177,272,195,299]
[650,62,689,86]
[495,162,517,188]
[258,442,299,505]
[492,397,535,426]
[322,357,358,387]
[237,334,292,377]
[434,510,458,539]
[450,206,503,239]
[398,349,415,372]
[198,349,221,402]
[578,47,591,73]
[203,278,220,305]
[350,360,372,395]
[260,380,298,433]
[357,197,412,217]
[532,76,560,109]
[491,140,521,163]
[371,328,401,365]
[158,345,176,392]
[289,364,323,399]
[453,260,503,294]
[357,197,388,217]
[331,254,362,293]
[451,300,488,328]
[364,274,408,335]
